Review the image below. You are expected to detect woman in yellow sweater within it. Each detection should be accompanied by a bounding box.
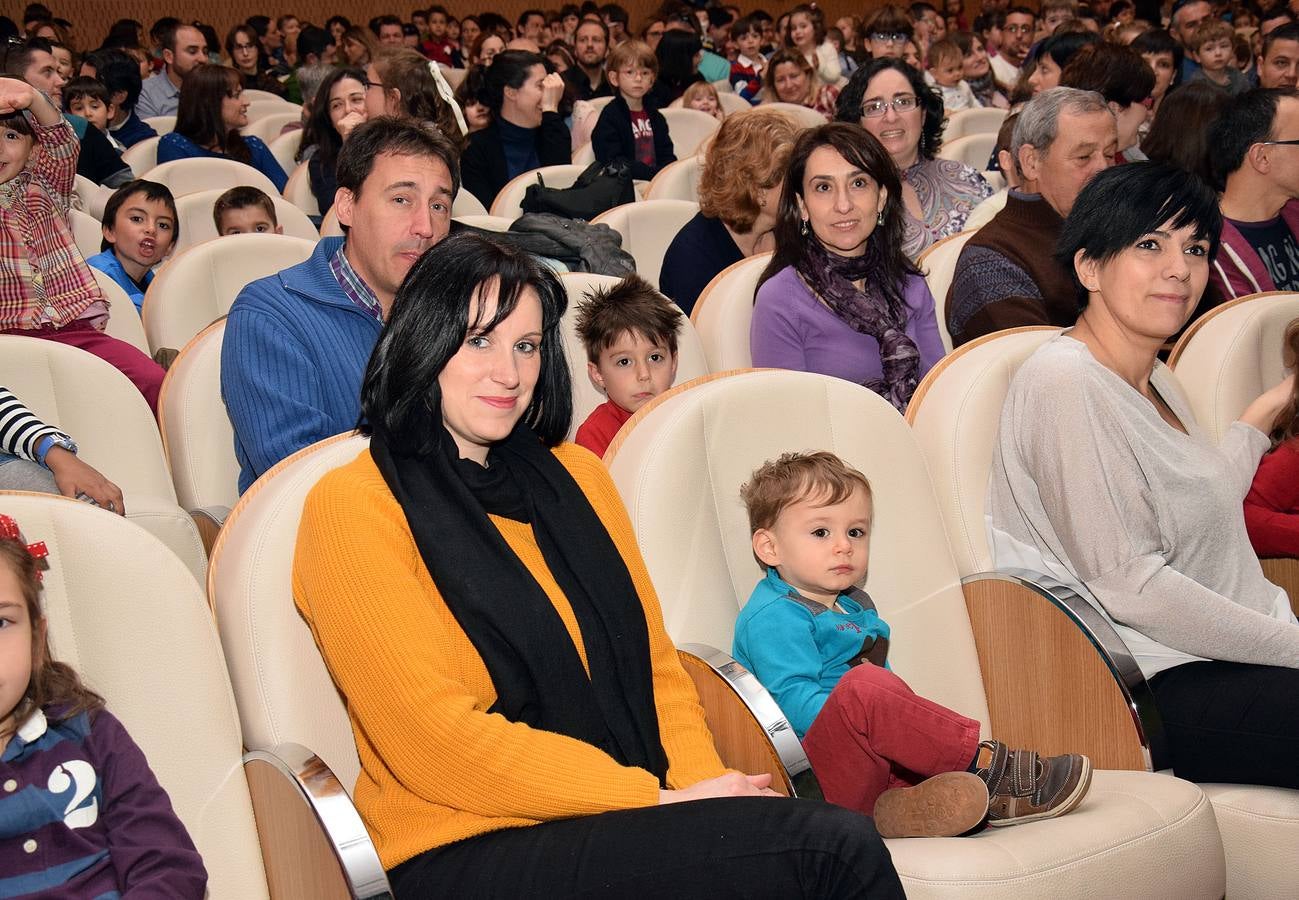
[292,233,903,898]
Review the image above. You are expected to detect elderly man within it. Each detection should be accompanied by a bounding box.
[222,118,459,492]
[947,87,1116,346]
[1259,23,1299,89]
[135,21,206,119]
[1208,88,1299,300]
[564,18,613,100]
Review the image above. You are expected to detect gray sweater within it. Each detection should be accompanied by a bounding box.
[987,334,1299,679]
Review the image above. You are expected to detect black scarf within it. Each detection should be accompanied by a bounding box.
[797,236,922,412]
[371,421,669,783]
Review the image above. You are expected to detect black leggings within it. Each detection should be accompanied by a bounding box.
[1149,660,1299,788]
[389,796,904,899]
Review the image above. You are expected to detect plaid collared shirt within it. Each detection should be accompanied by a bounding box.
[328,240,384,324]
[0,117,103,331]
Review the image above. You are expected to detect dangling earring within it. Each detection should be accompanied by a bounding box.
[800,218,810,237]
[877,210,885,226]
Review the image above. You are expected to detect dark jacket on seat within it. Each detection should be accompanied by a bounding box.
[590,95,676,181]
[460,112,572,209]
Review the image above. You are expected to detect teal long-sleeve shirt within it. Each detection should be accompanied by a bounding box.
[733,568,890,738]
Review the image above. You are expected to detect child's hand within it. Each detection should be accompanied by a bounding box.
[540,72,566,113]
[0,78,37,116]
[46,447,126,515]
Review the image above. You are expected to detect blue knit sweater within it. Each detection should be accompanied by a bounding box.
[221,237,382,493]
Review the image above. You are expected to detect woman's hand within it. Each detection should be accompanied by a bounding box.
[336,110,366,140]
[540,72,566,113]
[1239,372,1297,435]
[46,447,126,515]
[658,772,780,804]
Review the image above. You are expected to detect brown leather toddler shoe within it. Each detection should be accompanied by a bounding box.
[872,771,991,838]
[974,740,1093,827]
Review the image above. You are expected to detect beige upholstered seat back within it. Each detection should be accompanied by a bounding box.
[917,231,976,353]
[73,175,110,219]
[244,99,300,123]
[282,160,320,216]
[172,188,320,255]
[143,233,315,353]
[210,434,371,794]
[140,115,176,135]
[490,164,588,219]
[690,252,770,370]
[121,135,160,173]
[0,336,207,580]
[160,320,237,514]
[242,111,301,145]
[906,327,1059,576]
[590,199,699,288]
[936,133,996,171]
[69,207,102,259]
[454,214,514,232]
[241,89,288,104]
[91,268,151,356]
[571,141,596,166]
[964,188,1007,232]
[606,369,992,727]
[660,107,721,157]
[1168,292,1299,444]
[559,272,710,441]
[267,129,302,177]
[0,493,267,899]
[944,107,1008,139]
[452,189,489,217]
[142,157,280,198]
[645,155,703,202]
[758,102,828,129]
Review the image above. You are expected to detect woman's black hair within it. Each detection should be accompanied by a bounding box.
[175,64,252,163]
[1055,162,1222,308]
[1141,80,1229,184]
[359,232,572,454]
[99,179,178,252]
[654,29,703,93]
[296,65,367,167]
[324,14,352,34]
[759,122,921,310]
[478,49,548,114]
[835,57,944,159]
[1130,28,1177,58]
[1038,29,1100,69]
[1060,42,1154,107]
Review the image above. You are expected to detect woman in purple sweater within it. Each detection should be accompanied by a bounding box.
[752,123,944,413]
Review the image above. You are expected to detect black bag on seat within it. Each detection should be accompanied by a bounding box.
[519,159,635,221]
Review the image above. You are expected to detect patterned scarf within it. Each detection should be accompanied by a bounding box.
[796,236,921,412]
[966,71,1002,108]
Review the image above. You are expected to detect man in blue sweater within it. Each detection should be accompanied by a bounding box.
[221,118,460,492]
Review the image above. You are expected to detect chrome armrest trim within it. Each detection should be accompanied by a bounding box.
[679,643,821,798]
[962,570,1168,771]
[191,505,231,527]
[243,743,393,900]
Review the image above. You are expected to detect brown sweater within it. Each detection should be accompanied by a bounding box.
[945,192,1079,347]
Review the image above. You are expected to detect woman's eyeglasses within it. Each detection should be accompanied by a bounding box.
[861,95,919,117]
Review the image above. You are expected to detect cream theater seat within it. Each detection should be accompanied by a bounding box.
[689,253,771,370]
[141,157,280,198]
[172,188,319,255]
[489,164,589,219]
[142,233,316,354]
[159,320,237,550]
[452,189,489,217]
[282,160,320,216]
[268,129,302,177]
[245,99,300,122]
[944,107,1008,140]
[591,199,699,288]
[605,368,1225,899]
[0,493,390,900]
[121,135,160,173]
[558,272,710,443]
[936,132,997,172]
[964,188,1007,231]
[757,102,828,129]
[0,336,206,582]
[717,93,751,115]
[917,230,977,353]
[907,327,1299,900]
[141,114,176,135]
[91,268,151,357]
[453,214,514,232]
[1168,290,1299,612]
[240,88,287,103]
[645,155,703,202]
[69,207,103,260]
[73,174,111,218]
[208,435,797,898]
[659,108,721,158]
[243,111,301,144]
[572,141,596,166]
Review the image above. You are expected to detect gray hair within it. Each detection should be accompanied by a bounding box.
[297,63,333,110]
[1012,86,1111,164]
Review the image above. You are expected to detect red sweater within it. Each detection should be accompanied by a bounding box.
[1245,440,1299,558]
[575,400,632,459]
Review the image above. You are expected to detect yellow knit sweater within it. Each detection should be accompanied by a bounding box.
[292,443,727,870]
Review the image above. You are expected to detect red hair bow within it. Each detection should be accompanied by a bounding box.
[0,513,50,578]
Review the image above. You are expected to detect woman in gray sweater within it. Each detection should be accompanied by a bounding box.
[988,163,1299,788]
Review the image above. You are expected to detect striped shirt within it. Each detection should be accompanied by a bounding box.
[328,242,384,323]
[0,116,104,331]
[0,386,67,462]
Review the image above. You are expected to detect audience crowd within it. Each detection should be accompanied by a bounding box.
[2,0,1299,896]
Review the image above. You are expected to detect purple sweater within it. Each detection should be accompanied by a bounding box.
[751,266,945,385]
[0,707,206,899]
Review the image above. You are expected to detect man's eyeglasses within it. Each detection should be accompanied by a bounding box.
[869,31,908,44]
[861,95,919,117]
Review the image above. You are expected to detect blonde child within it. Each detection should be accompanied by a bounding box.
[1189,19,1250,94]
[926,38,977,112]
[734,452,1093,837]
[574,274,682,458]
[592,40,676,180]
[85,179,177,312]
[682,81,725,121]
[0,513,207,896]
[0,76,165,413]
